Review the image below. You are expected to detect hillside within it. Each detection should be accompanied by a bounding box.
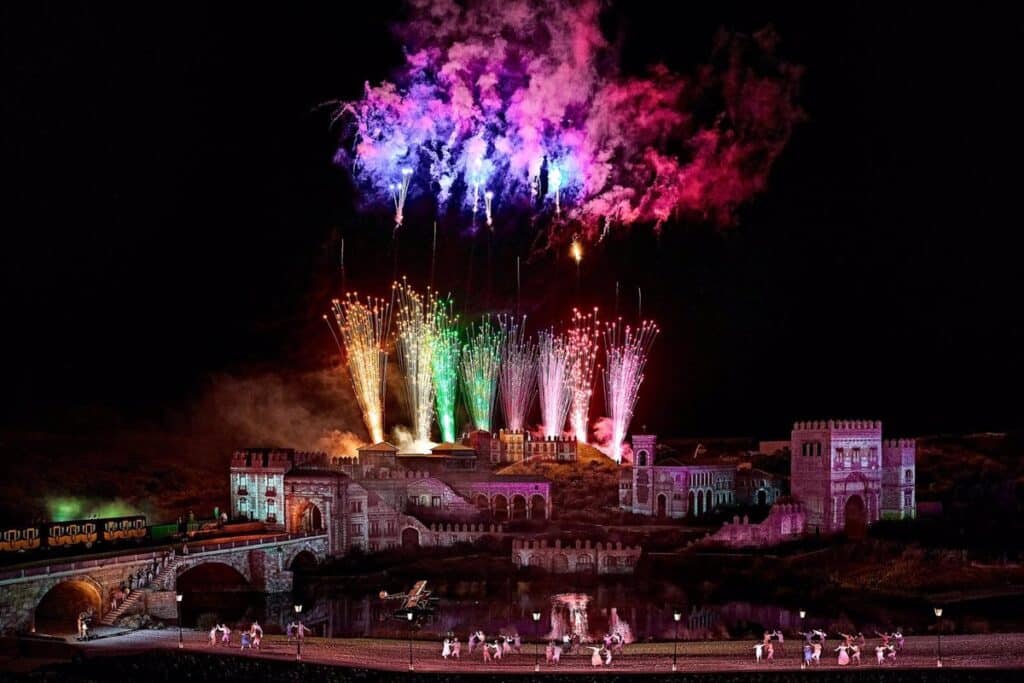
[497,443,621,522]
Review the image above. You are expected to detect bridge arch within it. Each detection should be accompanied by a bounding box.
[176,560,252,592]
[35,577,103,635]
[289,550,318,572]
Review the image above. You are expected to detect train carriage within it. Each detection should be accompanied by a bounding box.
[102,516,147,542]
[48,521,98,548]
[0,527,41,552]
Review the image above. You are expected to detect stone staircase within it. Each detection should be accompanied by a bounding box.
[100,557,177,626]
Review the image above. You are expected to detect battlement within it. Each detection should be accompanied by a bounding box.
[231,448,336,470]
[428,522,503,534]
[792,419,882,432]
[512,538,641,552]
[511,537,642,574]
[883,438,916,449]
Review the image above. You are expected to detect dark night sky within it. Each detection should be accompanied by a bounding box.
[3,2,1023,448]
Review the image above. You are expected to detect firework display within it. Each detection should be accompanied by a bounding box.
[431,297,460,443]
[459,317,503,432]
[331,0,802,244]
[603,319,660,464]
[326,294,392,443]
[537,328,571,439]
[566,308,601,443]
[498,315,538,432]
[393,280,437,447]
[326,284,658,460]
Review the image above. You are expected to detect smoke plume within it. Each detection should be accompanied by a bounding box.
[334,0,803,245]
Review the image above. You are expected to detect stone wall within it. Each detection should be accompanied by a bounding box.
[425,522,504,547]
[702,502,806,548]
[511,538,642,575]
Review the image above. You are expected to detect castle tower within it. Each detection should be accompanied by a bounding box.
[628,435,656,515]
[790,420,884,535]
[632,435,656,468]
[881,439,916,519]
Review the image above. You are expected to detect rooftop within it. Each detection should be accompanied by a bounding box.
[358,442,399,452]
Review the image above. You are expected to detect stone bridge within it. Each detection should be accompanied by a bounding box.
[0,533,327,635]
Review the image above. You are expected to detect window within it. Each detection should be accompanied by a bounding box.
[351,501,363,513]
[266,487,277,497]
[370,521,380,536]
[834,448,844,468]
[266,513,277,523]
[432,496,441,508]
[905,469,913,483]
[904,490,913,506]
[267,497,275,507]
[350,524,363,536]
[239,498,248,509]
[387,521,396,534]
[370,542,379,552]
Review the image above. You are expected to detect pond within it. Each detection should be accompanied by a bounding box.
[179,575,1024,641]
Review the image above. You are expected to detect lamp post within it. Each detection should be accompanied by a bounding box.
[799,610,806,668]
[532,610,542,671]
[407,610,415,671]
[175,594,183,649]
[934,607,943,667]
[294,604,303,660]
[672,610,681,671]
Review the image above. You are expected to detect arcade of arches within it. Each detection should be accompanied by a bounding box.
[472,491,551,522]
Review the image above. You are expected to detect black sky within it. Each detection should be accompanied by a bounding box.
[3,2,1023,444]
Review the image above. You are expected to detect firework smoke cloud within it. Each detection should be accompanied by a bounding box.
[333,0,803,244]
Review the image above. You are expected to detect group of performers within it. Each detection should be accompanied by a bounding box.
[444,630,625,666]
[207,621,265,650]
[757,627,905,667]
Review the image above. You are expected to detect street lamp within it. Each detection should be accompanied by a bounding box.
[934,607,943,667]
[407,610,415,671]
[799,610,806,668]
[175,594,183,649]
[294,604,303,660]
[532,611,542,671]
[672,610,681,671]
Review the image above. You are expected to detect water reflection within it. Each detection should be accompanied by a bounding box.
[181,579,1024,640]
[283,581,805,642]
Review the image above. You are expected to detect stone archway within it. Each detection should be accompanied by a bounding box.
[511,495,528,520]
[303,503,324,532]
[656,494,668,519]
[757,489,767,506]
[552,553,569,572]
[688,490,696,517]
[401,527,420,549]
[530,494,547,520]
[493,494,509,521]
[289,550,318,572]
[475,494,490,510]
[35,578,103,635]
[844,495,867,538]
